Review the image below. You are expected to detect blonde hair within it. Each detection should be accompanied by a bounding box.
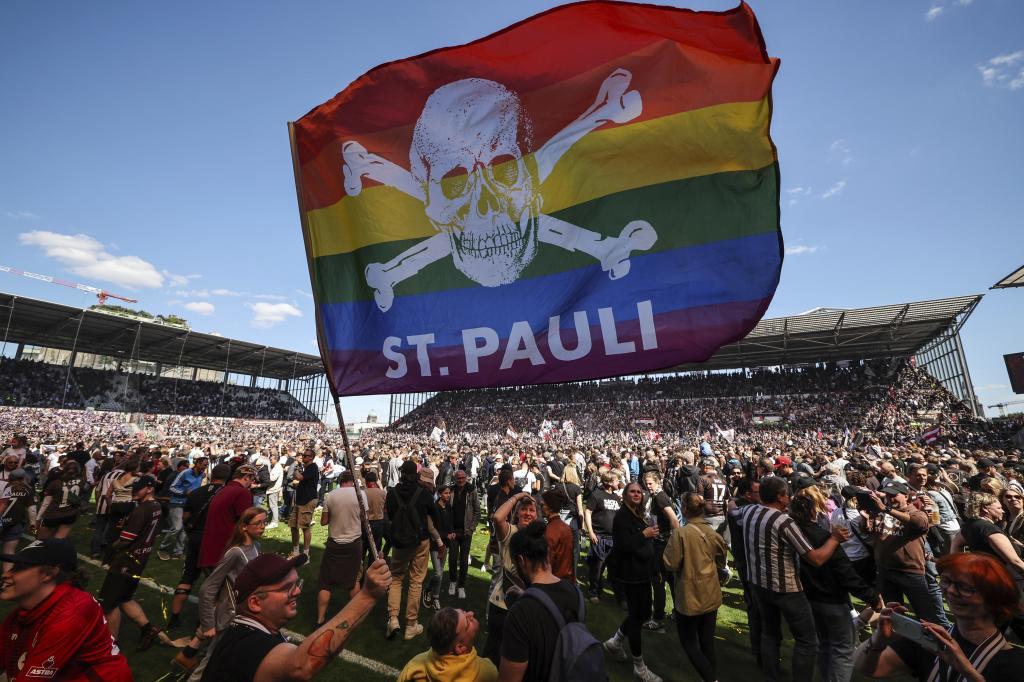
[966,492,1000,520]
[562,465,580,486]
[979,477,1004,497]
[796,483,830,518]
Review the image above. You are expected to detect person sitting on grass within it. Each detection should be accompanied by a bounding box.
[398,607,497,682]
[200,554,392,681]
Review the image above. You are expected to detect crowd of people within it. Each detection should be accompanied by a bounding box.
[1,358,1023,681]
[0,357,316,421]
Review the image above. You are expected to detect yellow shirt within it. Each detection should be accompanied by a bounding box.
[397,647,498,682]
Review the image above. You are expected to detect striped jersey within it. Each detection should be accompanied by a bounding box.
[737,503,814,593]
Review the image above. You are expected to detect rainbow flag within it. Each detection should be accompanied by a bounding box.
[291,1,782,397]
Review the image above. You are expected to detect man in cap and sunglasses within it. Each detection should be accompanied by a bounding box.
[1,538,132,681]
[201,554,392,681]
[98,473,169,650]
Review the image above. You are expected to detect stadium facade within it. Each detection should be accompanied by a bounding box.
[0,291,984,423]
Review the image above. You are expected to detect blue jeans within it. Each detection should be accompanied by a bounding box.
[752,585,819,682]
[878,568,951,627]
[810,600,856,682]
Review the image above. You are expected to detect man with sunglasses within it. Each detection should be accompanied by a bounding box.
[1,539,132,681]
[198,465,255,570]
[201,553,392,681]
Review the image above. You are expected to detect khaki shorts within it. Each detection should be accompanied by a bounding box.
[289,499,318,529]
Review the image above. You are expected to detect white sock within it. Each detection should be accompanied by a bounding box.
[292,546,299,554]
[633,655,645,670]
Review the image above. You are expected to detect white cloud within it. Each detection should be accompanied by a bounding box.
[295,289,315,300]
[5,210,40,220]
[252,293,291,301]
[165,272,201,287]
[211,288,242,297]
[829,138,853,166]
[976,383,1007,392]
[821,180,847,199]
[785,245,821,256]
[183,301,215,316]
[979,50,1024,90]
[19,230,164,289]
[248,302,302,328]
[786,186,812,196]
[926,6,944,21]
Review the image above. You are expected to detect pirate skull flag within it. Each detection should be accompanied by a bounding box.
[291,1,782,397]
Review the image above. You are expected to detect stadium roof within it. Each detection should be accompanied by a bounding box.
[0,292,324,380]
[992,264,1024,289]
[658,294,983,373]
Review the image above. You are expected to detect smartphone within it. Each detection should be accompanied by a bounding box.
[855,491,883,513]
[890,613,941,654]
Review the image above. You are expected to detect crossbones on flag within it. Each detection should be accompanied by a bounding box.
[290,1,782,396]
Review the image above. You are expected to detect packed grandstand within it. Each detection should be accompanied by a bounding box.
[2,291,1023,682]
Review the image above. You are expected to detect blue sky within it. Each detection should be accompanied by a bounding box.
[2,0,1022,422]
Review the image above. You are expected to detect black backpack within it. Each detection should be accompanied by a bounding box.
[522,586,608,682]
[385,487,423,549]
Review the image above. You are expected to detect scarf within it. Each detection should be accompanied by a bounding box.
[926,625,1006,682]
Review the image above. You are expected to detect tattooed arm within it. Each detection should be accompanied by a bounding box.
[254,558,392,681]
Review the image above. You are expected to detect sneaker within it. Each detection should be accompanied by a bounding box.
[448,583,457,596]
[642,619,665,634]
[633,664,663,682]
[385,618,400,640]
[602,633,628,661]
[404,623,424,640]
[157,551,171,561]
[457,587,466,600]
[171,554,183,560]
[422,590,432,609]
[589,595,600,605]
[136,625,163,652]
[431,597,441,610]
[266,522,278,530]
[171,651,198,673]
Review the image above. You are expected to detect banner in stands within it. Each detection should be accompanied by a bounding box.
[290,1,782,396]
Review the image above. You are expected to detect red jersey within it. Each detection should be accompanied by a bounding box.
[0,582,132,681]
[198,480,252,568]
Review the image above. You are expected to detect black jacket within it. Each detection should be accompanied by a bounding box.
[611,507,654,584]
[796,520,879,606]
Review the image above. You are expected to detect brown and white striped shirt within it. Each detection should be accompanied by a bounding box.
[737,503,814,593]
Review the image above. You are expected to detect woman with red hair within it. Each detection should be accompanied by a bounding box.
[855,552,1024,680]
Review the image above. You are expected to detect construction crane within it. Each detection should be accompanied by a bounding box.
[0,265,138,305]
[987,400,1024,417]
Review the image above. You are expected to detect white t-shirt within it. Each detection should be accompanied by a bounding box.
[323,486,367,544]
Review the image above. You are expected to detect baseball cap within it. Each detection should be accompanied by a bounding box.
[211,463,232,480]
[234,553,309,602]
[880,481,910,496]
[131,475,158,491]
[792,476,817,491]
[0,538,77,571]
[233,464,256,479]
[775,455,792,466]
[977,458,996,468]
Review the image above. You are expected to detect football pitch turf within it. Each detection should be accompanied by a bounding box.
[2,513,899,681]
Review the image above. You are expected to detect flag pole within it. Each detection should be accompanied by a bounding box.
[287,120,377,561]
[331,393,379,561]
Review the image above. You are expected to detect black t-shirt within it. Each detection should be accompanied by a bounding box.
[649,490,675,537]
[42,477,81,519]
[586,488,621,537]
[547,459,565,479]
[960,517,1005,558]
[502,579,582,682]
[295,462,319,505]
[110,500,162,577]
[557,482,581,524]
[184,483,223,538]
[201,619,288,682]
[890,629,1024,681]
[69,449,89,470]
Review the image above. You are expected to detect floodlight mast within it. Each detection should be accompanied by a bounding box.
[0,265,138,305]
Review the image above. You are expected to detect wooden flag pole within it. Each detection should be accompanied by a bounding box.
[331,393,379,562]
[287,120,377,562]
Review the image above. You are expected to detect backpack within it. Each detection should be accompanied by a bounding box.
[522,586,608,682]
[385,487,423,549]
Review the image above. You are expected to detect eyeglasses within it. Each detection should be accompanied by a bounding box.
[1004,494,1023,501]
[247,519,268,527]
[938,575,977,596]
[259,578,303,597]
